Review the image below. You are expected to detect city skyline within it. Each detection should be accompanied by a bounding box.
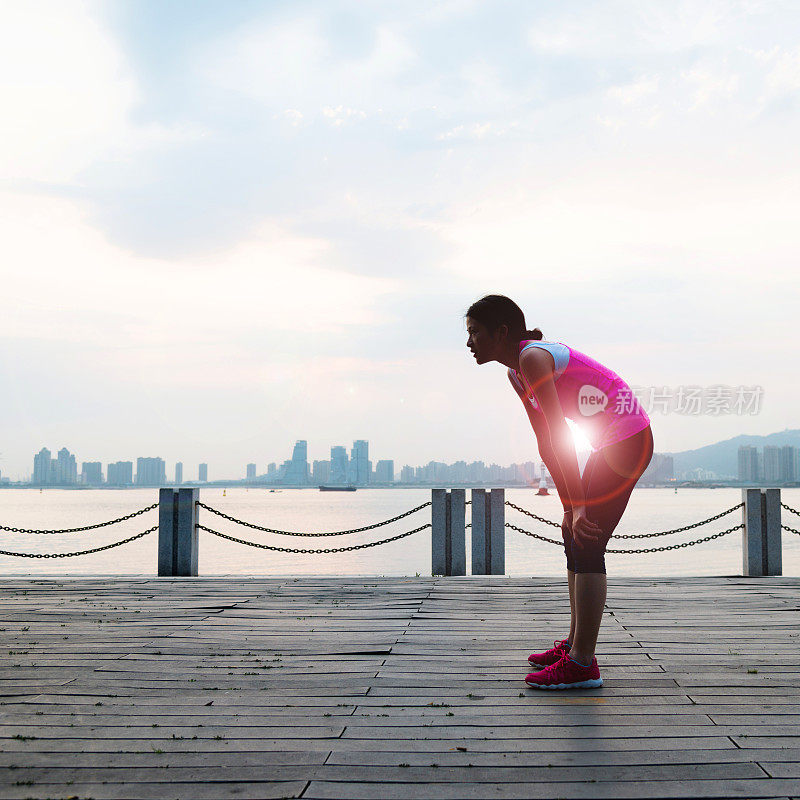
[14,435,800,488]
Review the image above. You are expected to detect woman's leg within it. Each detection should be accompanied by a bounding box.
[569,427,654,666]
[570,573,607,665]
[567,568,576,644]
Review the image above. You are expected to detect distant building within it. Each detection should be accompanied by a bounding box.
[312,460,330,484]
[738,446,760,483]
[283,441,309,485]
[350,440,369,486]
[763,446,781,483]
[780,446,798,483]
[33,448,52,485]
[32,447,77,486]
[175,462,183,485]
[374,459,394,483]
[246,463,256,480]
[330,446,348,484]
[199,463,208,483]
[107,461,133,486]
[136,457,166,486]
[81,462,103,486]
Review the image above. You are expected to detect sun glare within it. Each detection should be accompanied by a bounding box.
[567,419,592,453]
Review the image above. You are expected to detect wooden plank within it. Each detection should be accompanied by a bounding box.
[0,574,797,800]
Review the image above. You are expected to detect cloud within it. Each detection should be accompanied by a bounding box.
[0,0,201,185]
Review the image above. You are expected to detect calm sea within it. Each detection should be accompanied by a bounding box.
[1,487,799,578]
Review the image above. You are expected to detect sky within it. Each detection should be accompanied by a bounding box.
[1,0,799,480]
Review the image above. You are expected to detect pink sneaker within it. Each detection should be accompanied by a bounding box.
[525,652,603,690]
[527,639,570,669]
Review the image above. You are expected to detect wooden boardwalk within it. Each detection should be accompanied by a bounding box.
[1,576,799,799]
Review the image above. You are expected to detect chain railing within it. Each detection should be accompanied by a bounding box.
[0,526,158,558]
[780,503,800,536]
[505,499,746,554]
[506,500,743,538]
[0,503,158,534]
[197,523,430,554]
[196,500,430,537]
[0,490,791,568]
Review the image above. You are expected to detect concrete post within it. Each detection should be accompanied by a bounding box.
[471,489,487,575]
[488,488,505,575]
[742,487,782,577]
[176,488,199,576]
[470,488,505,575]
[449,489,466,577]
[158,487,199,576]
[431,489,466,576]
[432,489,447,576]
[158,488,178,576]
[763,488,782,577]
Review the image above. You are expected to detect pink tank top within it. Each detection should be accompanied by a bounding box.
[510,340,650,450]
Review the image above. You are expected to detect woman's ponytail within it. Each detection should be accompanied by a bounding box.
[526,328,544,340]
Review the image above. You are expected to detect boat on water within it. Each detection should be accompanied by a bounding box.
[319,485,357,492]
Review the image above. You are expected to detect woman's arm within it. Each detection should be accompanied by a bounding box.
[517,352,604,548]
[508,371,573,509]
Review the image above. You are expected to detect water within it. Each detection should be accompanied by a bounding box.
[2,487,800,578]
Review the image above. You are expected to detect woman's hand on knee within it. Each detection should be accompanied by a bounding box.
[570,506,604,549]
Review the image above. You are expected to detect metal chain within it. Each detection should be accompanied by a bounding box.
[196,501,431,537]
[505,521,563,545]
[781,503,800,518]
[506,521,744,553]
[505,500,743,539]
[0,526,158,558]
[197,523,430,553]
[0,503,158,535]
[606,523,743,553]
[782,524,800,536]
[504,501,561,528]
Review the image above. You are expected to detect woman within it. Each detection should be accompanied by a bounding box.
[465,295,653,690]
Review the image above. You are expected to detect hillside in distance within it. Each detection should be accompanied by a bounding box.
[668,429,800,477]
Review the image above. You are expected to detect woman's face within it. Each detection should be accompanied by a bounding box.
[466,316,497,365]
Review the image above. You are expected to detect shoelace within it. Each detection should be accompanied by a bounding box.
[538,652,574,680]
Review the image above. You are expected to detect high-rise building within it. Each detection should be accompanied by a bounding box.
[32,447,78,485]
[54,448,78,485]
[33,448,52,485]
[246,463,256,480]
[199,463,208,482]
[81,462,103,485]
[374,460,394,483]
[350,440,369,486]
[136,457,166,486]
[283,441,309,485]
[330,446,348,484]
[107,461,133,486]
[175,462,183,485]
[763,446,781,483]
[738,446,760,483]
[780,446,798,483]
[312,460,330,484]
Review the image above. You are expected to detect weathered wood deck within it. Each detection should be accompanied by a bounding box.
[1,576,799,799]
